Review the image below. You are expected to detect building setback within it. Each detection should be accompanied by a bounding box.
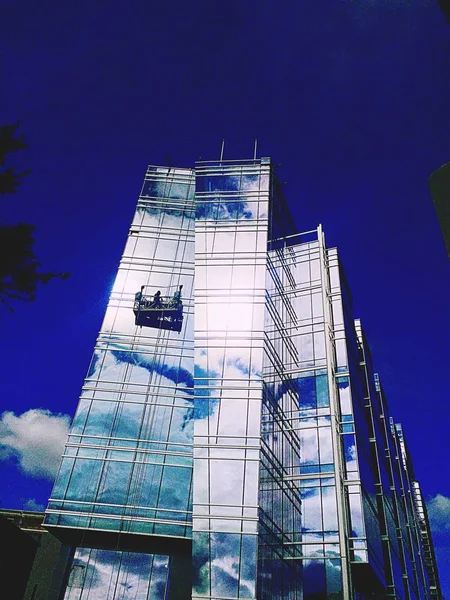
[45,157,442,599]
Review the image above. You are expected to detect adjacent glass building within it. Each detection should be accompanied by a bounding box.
[45,157,442,599]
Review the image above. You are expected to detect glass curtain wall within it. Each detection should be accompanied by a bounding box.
[356,328,405,598]
[393,423,429,600]
[193,159,272,600]
[328,251,432,600]
[289,235,433,599]
[412,481,443,600]
[259,240,309,600]
[43,157,439,600]
[282,235,347,600]
[63,548,171,600]
[45,167,195,597]
[356,323,411,598]
[376,376,427,600]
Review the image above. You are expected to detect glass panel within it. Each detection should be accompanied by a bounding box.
[210,533,241,598]
[49,169,195,537]
[303,559,326,598]
[63,548,170,600]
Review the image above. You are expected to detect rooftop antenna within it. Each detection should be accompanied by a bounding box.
[253,138,258,160]
[220,139,225,161]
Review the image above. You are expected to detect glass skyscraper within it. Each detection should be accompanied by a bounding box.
[45,157,442,599]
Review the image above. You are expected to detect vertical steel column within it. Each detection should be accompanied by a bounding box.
[317,224,353,600]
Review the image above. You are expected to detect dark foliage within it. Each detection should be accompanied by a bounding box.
[0,223,69,309]
[0,122,69,311]
[0,122,31,194]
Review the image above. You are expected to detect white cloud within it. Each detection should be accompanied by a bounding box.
[0,409,70,480]
[427,494,450,532]
[23,498,45,511]
[69,548,169,599]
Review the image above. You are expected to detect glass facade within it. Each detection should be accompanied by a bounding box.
[45,157,442,600]
[64,549,170,600]
[193,159,271,600]
[45,166,195,599]
[412,481,443,600]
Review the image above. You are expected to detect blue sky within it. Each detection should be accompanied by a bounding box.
[0,0,449,594]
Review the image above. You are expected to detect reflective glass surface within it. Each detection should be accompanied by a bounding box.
[193,161,272,599]
[46,167,195,539]
[46,161,436,600]
[63,548,170,600]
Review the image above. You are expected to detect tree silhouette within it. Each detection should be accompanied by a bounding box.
[0,122,69,311]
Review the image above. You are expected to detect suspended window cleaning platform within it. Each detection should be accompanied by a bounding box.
[133,285,184,332]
